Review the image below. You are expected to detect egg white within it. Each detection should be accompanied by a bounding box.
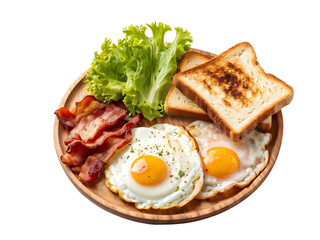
[187,120,271,199]
[105,124,203,209]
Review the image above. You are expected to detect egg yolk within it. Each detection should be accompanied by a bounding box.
[202,147,240,179]
[130,155,167,186]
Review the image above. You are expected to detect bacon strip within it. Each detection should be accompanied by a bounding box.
[79,130,133,183]
[55,107,76,128]
[54,95,106,128]
[61,113,142,167]
[64,103,127,145]
[71,95,99,116]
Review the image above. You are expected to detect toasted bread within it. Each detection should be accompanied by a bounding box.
[165,50,272,131]
[177,51,213,72]
[173,42,293,140]
[165,51,212,121]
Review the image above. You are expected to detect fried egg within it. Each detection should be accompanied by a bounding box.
[105,124,203,209]
[186,120,271,199]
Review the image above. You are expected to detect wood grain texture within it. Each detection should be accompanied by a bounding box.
[53,49,283,224]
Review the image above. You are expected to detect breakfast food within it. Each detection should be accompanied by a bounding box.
[187,120,271,199]
[165,51,272,131]
[105,124,204,209]
[173,42,293,140]
[55,95,142,183]
[177,50,214,73]
[55,95,107,128]
[55,28,294,215]
[165,51,213,121]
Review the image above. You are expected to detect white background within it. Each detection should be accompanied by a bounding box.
[1,0,319,239]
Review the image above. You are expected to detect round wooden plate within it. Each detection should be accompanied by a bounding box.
[53,50,283,224]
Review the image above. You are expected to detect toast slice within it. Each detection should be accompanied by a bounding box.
[165,51,272,131]
[173,42,293,140]
[177,50,213,72]
[165,51,212,121]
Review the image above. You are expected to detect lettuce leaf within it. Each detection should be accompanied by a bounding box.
[85,22,192,120]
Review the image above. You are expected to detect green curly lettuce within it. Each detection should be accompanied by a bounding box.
[85,22,192,120]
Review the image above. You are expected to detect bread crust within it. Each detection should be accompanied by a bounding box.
[173,42,294,141]
[177,50,213,72]
[257,116,272,131]
[164,86,212,121]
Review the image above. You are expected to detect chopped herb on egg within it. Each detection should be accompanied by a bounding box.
[157,149,164,156]
[178,170,185,177]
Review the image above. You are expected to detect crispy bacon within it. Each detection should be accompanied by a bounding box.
[61,113,142,167]
[55,107,77,128]
[79,130,133,183]
[54,95,106,128]
[113,99,127,110]
[55,95,143,184]
[64,103,127,145]
[71,95,99,115]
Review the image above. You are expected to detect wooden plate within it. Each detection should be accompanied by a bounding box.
[53,50,283,224]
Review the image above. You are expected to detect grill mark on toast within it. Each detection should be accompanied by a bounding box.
[200,61,259,107]
[173,42,293,141]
